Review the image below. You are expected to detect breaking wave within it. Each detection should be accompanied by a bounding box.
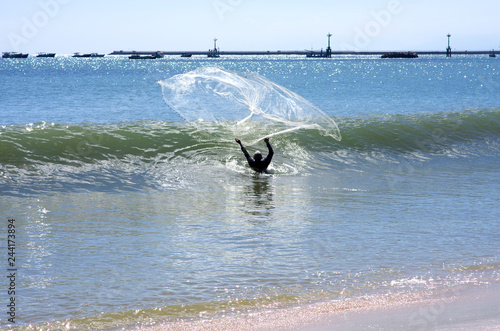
[1,108,499,194]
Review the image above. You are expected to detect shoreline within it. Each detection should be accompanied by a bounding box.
[144,284,500,331]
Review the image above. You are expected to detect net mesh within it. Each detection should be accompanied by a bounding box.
[158,66,341,142]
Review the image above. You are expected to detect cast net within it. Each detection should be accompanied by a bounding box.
[158,66,341,142]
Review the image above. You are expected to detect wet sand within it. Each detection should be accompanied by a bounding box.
[144,284,500,331]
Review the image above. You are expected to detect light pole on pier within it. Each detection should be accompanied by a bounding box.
[446,34,452,57]
[208,38,220,58]
[326,33,332,58]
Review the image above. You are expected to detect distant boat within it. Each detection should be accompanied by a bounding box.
[489,50,496,58]
[381,51,418,59]
[306,49,329,58]
[181,53,192,58]
[2,52,29,58]
[72,52,105,58]
[129,51,164,59]
[36,52,56,58]
[207,50,220,58]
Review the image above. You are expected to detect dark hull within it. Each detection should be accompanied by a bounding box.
[2,53,29,58]
[381,52,418,58]
[73,53,105,58]
[129,52,163,59]
[36,53,56,58]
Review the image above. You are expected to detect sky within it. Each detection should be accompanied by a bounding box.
[1,0,499,54]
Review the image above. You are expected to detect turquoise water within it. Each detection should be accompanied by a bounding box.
[1,55,499,329]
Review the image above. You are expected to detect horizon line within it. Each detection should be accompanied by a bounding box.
[3,50,497,56]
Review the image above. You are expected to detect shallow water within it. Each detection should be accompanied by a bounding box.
[0,55,499,328]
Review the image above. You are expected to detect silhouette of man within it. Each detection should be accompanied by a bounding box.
[235,137,274,173]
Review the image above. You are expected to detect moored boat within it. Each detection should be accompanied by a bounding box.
[36,52,56,58]
[381,51,418,58]
[2,52,29,58]
[129,51,164,59]
[73,52,105,58]
[306,50,328,58]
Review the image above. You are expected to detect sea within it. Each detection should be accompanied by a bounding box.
[1,54,499,330]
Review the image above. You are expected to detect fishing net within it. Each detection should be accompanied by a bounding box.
[158,66,341,142]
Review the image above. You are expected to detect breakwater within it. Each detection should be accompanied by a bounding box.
[110,50,498,56]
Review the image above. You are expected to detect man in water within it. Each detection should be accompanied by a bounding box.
[235,137,274,173]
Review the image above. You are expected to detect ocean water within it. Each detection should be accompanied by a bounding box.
[0,55,499,329]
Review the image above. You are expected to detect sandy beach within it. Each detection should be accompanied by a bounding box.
[143,284,500,331]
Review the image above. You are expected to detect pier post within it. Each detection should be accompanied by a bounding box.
[326,33,332,58]
[446,34,452,57]
[208,38,220,58]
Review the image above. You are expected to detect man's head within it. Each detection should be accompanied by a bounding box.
[253,151,262,161]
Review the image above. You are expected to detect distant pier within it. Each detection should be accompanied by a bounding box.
[108,33,496,58]
[109,50,498,57]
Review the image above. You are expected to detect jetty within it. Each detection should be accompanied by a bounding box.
[109,50,498,57]
[108,35,496,57]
